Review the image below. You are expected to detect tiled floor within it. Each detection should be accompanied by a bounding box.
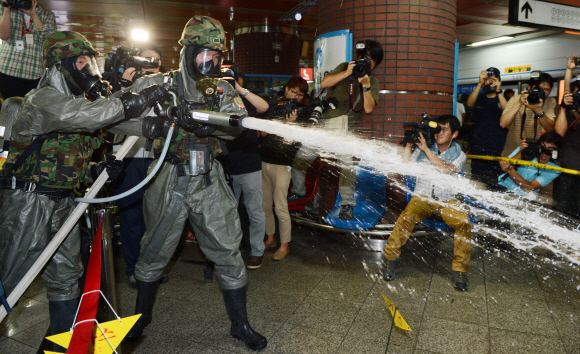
[1,224,579,354]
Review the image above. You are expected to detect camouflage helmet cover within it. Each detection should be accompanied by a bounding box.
[43,31,99,68]
[179,16,227,51]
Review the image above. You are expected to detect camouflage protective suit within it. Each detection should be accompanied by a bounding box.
[0,64,136,301]
[124,50,248,290]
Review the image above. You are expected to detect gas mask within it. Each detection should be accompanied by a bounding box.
[70,55,110,99]
[185,46,223,80]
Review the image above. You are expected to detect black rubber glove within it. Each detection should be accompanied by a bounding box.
[139,85,170,107]
[119,85,170,119]
[192,124,217,137]
[90,156,123,183]
[176,104,201,131]
[142,116,174,140]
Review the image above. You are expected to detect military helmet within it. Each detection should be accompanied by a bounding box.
[43,31,99,68]
[179,16,227,51]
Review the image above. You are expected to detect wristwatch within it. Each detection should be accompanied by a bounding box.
[534,111,545,119]
[362,86,371,92]
[242,89,250,98]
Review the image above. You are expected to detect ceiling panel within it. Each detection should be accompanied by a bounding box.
[33,0,573,71]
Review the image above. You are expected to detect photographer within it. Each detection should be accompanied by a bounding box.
[498,132,562,196]
[500,72,556,157]
[383,115,472,292]
[261,76,308,261]
[120,45,163,83]
[0,0,55,100]
[111,44,165,288]
[223,65,269,269]
[553,56,580,219]
[466,67,508,183]
[319,39,383,220]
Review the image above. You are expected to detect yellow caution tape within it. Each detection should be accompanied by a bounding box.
[466,154,580,176]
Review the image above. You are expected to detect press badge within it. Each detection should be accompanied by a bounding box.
[25,34,33,45]
[15,40,24,50]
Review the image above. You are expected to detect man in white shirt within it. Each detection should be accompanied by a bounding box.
[383,114,472,291]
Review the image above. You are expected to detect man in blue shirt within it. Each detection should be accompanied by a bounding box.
[498,132,562,195]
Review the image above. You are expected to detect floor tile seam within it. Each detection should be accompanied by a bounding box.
[482,264,493,354]
[536,271,575,348]
[332,282,382,354]
[486,323,561,337]
[411,257,435,354]
[2,337,38,350]
[266,269,331,342]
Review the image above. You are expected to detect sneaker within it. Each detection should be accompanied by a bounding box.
[453,271,468,292]
[246,256,263,269]
[338,205,354,220]
[287,193,305,202]
[382,259,397,281]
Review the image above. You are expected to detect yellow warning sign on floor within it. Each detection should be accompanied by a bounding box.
[381,293,412,331]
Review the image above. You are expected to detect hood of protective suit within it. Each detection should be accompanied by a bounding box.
[37,64,82,98]
[179,46,206,103]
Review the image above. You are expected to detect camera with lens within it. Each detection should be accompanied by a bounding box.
[402,112,441,147]
[351,40,372,78]
[103,46,160,92]
[527,87,546,105]
[520,139,557,160]
[265,98,308,119]
[352,57,371,78]
[1,0,31,10]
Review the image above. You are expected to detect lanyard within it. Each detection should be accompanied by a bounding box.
[21,16,33,37]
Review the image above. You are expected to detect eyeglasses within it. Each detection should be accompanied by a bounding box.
[289,89,304,98]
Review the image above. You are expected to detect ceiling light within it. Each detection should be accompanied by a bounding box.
[470,36,513,47]
[278,0,317,22]
[131,29,148,42]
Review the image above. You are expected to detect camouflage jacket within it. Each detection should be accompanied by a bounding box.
[120,69,247,163]
[2,132,102,191]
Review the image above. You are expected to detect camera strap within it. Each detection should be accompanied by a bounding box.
[568,108,580,130]
[348,76,364,113]
[519,107,539,141]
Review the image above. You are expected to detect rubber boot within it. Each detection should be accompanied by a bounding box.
[222,287,267,351]
[49,298,79,353]
[125,280,159,341]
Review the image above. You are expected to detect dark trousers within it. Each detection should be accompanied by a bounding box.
[553,173,580,220]
[0,72,40,100]
[115,157,154,276]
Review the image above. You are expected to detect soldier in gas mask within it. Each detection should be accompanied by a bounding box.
[0,31,167,353]
[120,17,267,351]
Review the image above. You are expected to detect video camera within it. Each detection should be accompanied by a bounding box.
[103,46,160,91]
[520,139,557,161]
[402,112,441,147]
[1,0,31,10]
[352,41,372,78]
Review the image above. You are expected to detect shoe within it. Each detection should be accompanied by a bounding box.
[246,256,263,269]
[183,228,197,243]
[338,205,354,220]
[263,238,277,250]
[287,193,305,202]
[272,248,289,261]
[223,288,267,351]
[453,271,468,292]
[382,259,397,281]
[125,280,159,341]
[128,274,137,289]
